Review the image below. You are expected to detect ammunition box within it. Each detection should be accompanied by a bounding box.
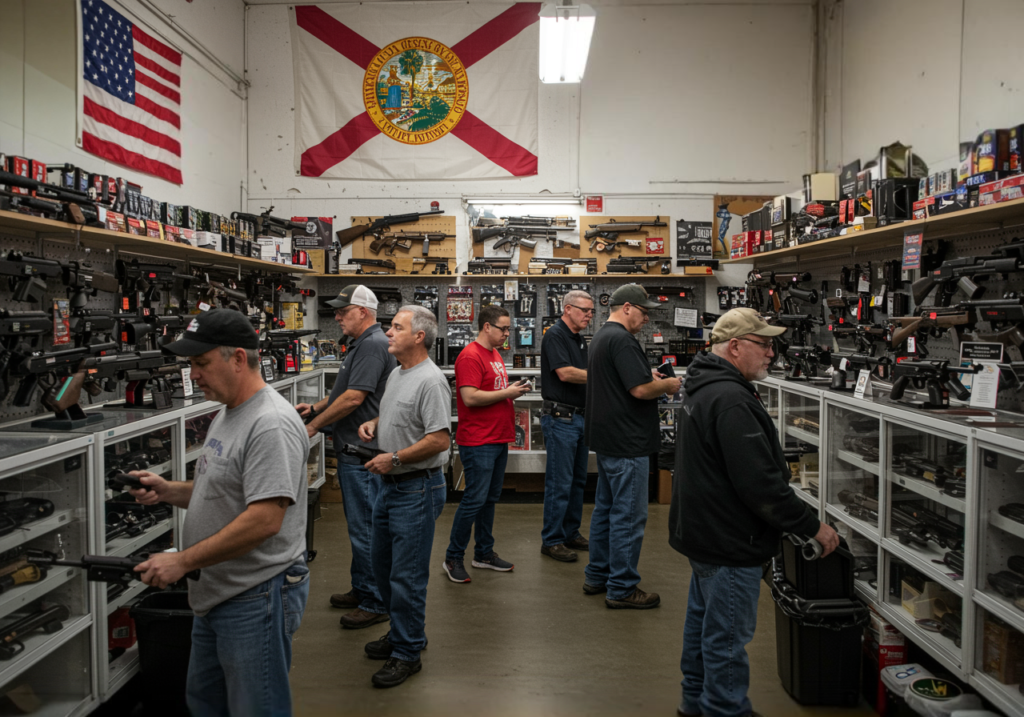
[974,128,1011,173]
[840,160,860,200]
[1011,125,1024,174]
[161,202,179,226]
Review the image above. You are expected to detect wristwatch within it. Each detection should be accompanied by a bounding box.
[391,452,402,468]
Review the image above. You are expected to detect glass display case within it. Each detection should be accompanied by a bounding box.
[833,517,879,602]
[977,442,1024,624]
[753,380,779,422]
[885,553,963,669]
[883,421,966,593]
[0,435,94,703]
[781,389,821,509]
[0,625,94,716]
[827,404,881,533]
[296,373,323,409]
[974,607,1024,714]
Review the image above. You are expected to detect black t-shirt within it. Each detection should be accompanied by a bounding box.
[584,321,659,457]
[541,318,588,407]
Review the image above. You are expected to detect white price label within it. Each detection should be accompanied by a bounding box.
[181,367,193,397]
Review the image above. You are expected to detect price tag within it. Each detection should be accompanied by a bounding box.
[181,367,193,397]
[198,302,211,312]
[674,308,698,328]
[907,336,917,353]
[854,369,872,399]
[970,364,1001,409]
[261,357,275,382]
[857,272,871,293]
[653,332,664,344]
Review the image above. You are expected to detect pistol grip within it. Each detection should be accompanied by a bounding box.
[926,379,945,406]
[944,375,970,401]
[890,375,910,400]
[831,369,847,390]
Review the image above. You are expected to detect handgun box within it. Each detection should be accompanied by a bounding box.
[729,233,747,259]
[771,223,790,250]
[771,196,791,224]
[840,160,860,199]
[8,156,29,195]
[1010,125,1024,174]
[918,176,930,198]
[959,140,974,184]
[983,613,1024,685]
[126,217,145,235]
[912,196,934,220]
[89,174,109,204]
[163,225,181,243]
[233,236,244,256]
[220,235,234,254]
[803,173,839,202]
[104,211,126,233]
[927,190,966,216]
[974,128,1011,173]
[161,202,179,225]
[145,220,164,240]
[179,228,196,246]
[195,231,218,248]
[747,210,762,232]
[180,206,198,231]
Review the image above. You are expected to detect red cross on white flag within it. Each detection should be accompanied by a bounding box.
[290,3,540,179]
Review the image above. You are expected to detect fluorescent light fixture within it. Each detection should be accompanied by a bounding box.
[539,2,595,84]
[465,196,583,205]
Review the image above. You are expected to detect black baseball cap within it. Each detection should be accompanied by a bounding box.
[609,284,660,309]
[162,309,259,356]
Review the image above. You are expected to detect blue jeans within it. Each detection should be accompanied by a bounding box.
[446,443,508,561]
[680,559,762,717]
[370,469,446,662]
[339,463,386,614]
[186,561,310,717]
[584,454,649,600]
[540,413,588,547]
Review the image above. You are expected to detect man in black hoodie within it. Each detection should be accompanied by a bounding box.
[669,308,838,717]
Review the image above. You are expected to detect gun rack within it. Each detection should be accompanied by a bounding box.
[0,209,316,275]
[721,195,1024,269]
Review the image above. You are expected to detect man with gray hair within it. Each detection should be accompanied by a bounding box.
[670,307,838,717]
[296,284,397,629]
[355,304,452,688]
[539,289,595,563]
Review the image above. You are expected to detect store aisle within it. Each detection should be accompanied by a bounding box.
[291,502,872,717]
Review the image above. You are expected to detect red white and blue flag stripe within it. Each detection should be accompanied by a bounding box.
[80,0,183,184]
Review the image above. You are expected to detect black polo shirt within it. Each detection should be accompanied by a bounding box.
[541,317,588,408]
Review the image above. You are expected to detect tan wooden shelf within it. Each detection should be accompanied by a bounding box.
[720,195,1024,267]
[0,209,317,274]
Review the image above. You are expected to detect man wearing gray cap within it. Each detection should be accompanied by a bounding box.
[583,285,682,609]
[296,285,397,629]
[128,309,311,717]
[670,307,839,717]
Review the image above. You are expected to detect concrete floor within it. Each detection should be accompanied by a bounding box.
[290,502,874,717]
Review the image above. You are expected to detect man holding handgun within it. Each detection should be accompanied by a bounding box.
[584,286,681,608]
[127,309,310,717]
[295,285,396,629]
[539,290,595,563]
[443,305,531,583]
[670,308,839,717]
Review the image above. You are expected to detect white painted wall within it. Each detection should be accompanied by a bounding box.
[822,0,1024,174]
[0,0,246,214]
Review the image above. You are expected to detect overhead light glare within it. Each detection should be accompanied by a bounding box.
[539,2,595,84]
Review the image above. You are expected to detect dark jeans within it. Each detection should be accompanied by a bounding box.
[680,559,762,717]
[370,469,446,662]
[583,454,648,600]
[186,562,310,717]
[540,413,588,547]
[339,463,386,614]
[446,443,508,561]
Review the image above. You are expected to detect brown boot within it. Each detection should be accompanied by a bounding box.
[565,535,590,551]
[329,590,360,609]
[541,544,578,562]
[339,609,390,629]
[605,588,661,610]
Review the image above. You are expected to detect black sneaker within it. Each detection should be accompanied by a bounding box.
[371,657,422,688]
[471,552,514,571]
[365,631,429,660]
[443,558,471,583]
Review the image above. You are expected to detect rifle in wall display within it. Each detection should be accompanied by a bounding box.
[0,170,102,226]
[231,206,306,239]
[0,253,64,304]
[584,218,668,253]
[335,208,444,248]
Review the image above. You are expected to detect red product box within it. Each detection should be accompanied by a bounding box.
[979,190,1000,206]
[912,196,934,220]
[179,228,196,246]
[126,217,145,236]
[145,220,163,239]
[104,211,126,233]
[9,156,30,195]
[730,233,747,259]
[509,408,530,451]
[108,607,136,649]
[163,225,181,243]
[29,160,46,194]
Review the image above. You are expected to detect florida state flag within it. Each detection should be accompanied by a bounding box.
[289,3,540,179]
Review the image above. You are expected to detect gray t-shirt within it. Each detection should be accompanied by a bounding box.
[378,358,451,473]
[328,324,397,465]
[183,385,310,615]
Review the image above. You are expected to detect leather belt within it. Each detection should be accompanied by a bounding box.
[380,468,429,485]
[541,400,585,418]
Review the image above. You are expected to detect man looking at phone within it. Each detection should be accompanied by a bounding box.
[443,305,530,583]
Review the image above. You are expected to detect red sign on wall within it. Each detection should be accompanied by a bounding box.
[646,238,665,254]
[586,195,603,213]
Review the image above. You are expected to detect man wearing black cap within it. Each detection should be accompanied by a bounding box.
[128,309,311,717]
[671,308,838,717]
[583,285,681,610]
[296,284,396,629]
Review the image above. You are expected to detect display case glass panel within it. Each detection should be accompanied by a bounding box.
[103,425,175,558]
[975,606,1024,709]
[885,554,963,663]
[978,444,1024,620]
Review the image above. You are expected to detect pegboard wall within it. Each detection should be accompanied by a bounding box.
[755,224,1024,412]
[317,275,706,368]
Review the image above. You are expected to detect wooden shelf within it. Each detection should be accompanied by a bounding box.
[310,272,710,279]
[0,210,316,274]
[720,195,1024,267]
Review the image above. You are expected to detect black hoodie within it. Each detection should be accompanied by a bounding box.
[668,352,820,567]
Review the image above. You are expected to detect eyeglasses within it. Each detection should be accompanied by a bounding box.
[493,325,512,334]
[567,304,595,315]
[736,337,774,351]
[628,303,649,318]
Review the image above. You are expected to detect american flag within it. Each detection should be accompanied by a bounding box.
[80,0,183,184]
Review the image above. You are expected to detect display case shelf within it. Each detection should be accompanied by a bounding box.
[835,448,879,475]
[990,510,1024,541]
[825,504,879,543]
[877,601,962,677]
[888,471,966,512]
[883,539,963,597]
[0,568,78,624]
[185,448,203,463]
[855,579,878,606]
[106,643,139,696]
[968,670,1024,717]
[107,521,171,559]
[786,425,819,446]
[309,477,325,490]
[0,614,92,689]
[0,510,76,556]
[106,581,150,617]
[974,590,1024,641]
[791,485,817,508]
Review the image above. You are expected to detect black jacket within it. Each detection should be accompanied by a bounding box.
[669,352,820,567]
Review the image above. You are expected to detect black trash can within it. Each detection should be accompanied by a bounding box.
[130,590,194,716]
[772,574,868,707]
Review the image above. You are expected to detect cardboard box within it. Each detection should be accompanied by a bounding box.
[803,173,839,202]
[974,128,1011,173]
[308,249,326,274]
[658,469,672,504]
[983,613,1024,685]
[900,580,952,619]
[195,231,219,248]
[145,220,164,240]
